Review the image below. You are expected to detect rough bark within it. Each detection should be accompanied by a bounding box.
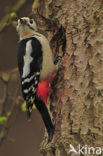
[32,0,103,155]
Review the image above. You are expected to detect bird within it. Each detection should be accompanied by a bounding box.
[16,17,56,143]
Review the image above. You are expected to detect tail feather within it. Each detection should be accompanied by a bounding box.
[26,99,33,118]
[35,97,54,142]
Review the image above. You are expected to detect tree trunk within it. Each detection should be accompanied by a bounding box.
[32,0,103,155]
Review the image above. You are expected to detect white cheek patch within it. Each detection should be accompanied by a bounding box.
[22,40,33,78]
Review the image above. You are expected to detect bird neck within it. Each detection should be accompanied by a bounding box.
[19,28,35,40]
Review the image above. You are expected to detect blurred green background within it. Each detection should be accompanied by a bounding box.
[0,1,44,156]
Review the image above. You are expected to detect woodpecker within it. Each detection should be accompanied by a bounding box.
[17,17,56,142]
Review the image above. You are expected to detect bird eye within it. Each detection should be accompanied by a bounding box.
[30,19,33,24]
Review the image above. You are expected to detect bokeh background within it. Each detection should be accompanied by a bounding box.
[0,1,44,156]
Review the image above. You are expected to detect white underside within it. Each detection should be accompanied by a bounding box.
[33,33,56,80]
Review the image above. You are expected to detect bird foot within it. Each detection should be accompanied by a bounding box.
[54,56,63,69]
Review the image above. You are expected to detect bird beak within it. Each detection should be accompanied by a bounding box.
[20,18,26,25]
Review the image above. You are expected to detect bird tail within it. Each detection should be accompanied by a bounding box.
[35,97,54,143]
[26,100,33,118]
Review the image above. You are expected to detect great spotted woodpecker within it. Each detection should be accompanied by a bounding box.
[17,17,56,142]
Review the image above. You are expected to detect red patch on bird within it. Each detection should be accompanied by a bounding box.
[37,81,52,105]
[36,72,56,105]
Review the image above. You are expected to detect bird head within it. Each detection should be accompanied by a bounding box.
[17,17,37,39]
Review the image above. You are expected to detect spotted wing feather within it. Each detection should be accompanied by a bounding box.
[17,37,42,116]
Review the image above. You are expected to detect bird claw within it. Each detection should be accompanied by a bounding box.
[54,56,63,69]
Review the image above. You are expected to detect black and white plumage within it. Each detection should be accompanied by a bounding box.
[17,17,56,142]
[17,37,42,115]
